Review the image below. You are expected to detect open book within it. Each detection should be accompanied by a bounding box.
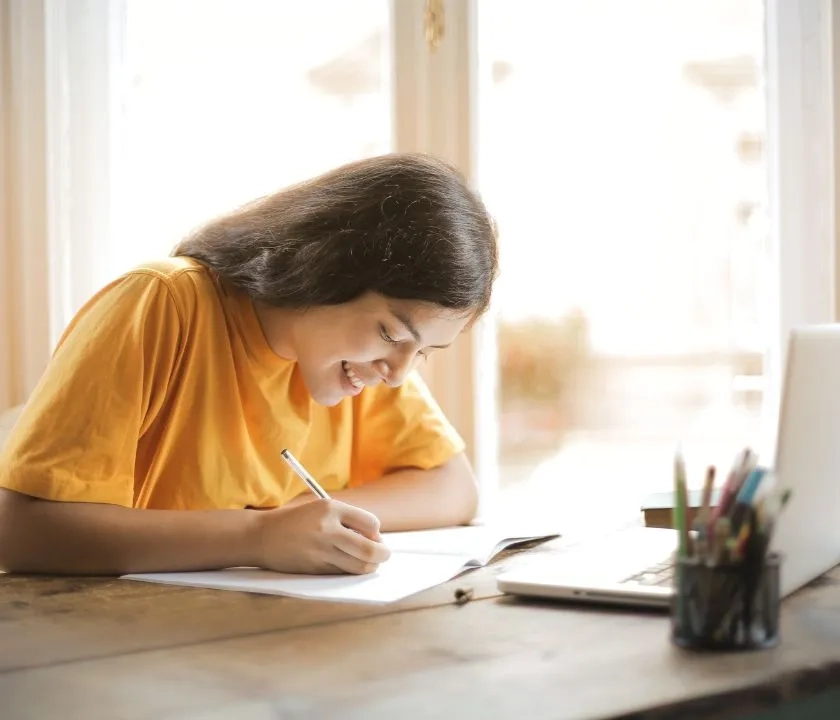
[123,524,559,604]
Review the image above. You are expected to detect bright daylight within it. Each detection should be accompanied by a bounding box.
[3,1,839,718]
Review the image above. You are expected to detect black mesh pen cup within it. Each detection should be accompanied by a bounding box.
[671,552,781,651]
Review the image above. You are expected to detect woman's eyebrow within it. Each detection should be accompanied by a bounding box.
[390,310,422,343]
[390,310,451,350]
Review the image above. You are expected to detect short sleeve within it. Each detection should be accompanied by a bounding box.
[0,272,182,506]
[350,371,465,486]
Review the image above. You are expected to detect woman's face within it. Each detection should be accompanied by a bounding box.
[255,293,471,406]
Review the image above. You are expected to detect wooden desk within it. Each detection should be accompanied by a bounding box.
[4,538,840,720]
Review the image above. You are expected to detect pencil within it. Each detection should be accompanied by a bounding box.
[281,449,331,500]
[696,465,716,534]
[674,448,689,559]
[673,446,690,634]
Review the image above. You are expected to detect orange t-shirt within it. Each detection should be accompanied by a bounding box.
[0,258,464,509]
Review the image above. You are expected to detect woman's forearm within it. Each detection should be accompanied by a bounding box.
[0,488,259,575]
[327,453,479,532]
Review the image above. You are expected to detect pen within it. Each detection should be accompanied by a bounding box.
[281,448,331,500]
[733,467,767,507]
[728,467,767,533]
[711,517,731,564]
[710,448,755,524]
[730,515,753,562]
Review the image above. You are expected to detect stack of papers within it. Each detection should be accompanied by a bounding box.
[123,524,559,604]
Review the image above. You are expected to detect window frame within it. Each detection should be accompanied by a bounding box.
[391,0,499,516]
[761,0,840,453]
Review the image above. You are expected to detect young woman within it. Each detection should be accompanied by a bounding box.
[0,153,498,577]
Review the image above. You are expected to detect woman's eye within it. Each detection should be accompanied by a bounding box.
[380,326,397,344]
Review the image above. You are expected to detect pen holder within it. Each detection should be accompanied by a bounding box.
[671,552,781,651]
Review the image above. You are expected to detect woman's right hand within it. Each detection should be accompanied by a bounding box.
[251,499,391,575]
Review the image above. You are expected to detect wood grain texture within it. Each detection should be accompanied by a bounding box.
[0,538,560,672]
[4,538,840,720]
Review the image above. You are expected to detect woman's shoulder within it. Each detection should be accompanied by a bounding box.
[124,256,211,289]
[113,256,221,311]
[62,257,225,342]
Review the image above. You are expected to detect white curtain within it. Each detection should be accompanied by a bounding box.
[0,0,119,412]
[1,0,51,411]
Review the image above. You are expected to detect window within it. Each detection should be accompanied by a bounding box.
[115,0,392,270]
[7,1,839,528]
[476,0,770,530]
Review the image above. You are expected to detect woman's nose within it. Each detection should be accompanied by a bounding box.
[373,351,416,388]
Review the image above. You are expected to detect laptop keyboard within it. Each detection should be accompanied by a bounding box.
[621,558,675,587]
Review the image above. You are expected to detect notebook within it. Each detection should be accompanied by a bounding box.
[123,524,559,604]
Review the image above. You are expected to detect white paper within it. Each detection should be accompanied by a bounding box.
[124,552,472,604]
[382,525,558,566]
[123,524,560,604]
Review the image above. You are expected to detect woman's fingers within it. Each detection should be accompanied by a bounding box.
[333,525,391,565]
[335,501,382,541]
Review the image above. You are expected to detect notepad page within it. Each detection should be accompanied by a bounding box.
[382,525,559,566]
[124,552,472,605]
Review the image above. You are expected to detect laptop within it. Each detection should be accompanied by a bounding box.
[497,325,840,608]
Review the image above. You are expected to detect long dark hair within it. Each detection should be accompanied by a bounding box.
[173,153,498,317]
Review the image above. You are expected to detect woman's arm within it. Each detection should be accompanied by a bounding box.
[0,488,388,576]
[291,453,479,532]
[345,371,478,532]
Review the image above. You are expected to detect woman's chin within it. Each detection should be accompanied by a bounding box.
[311,389,343,407]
